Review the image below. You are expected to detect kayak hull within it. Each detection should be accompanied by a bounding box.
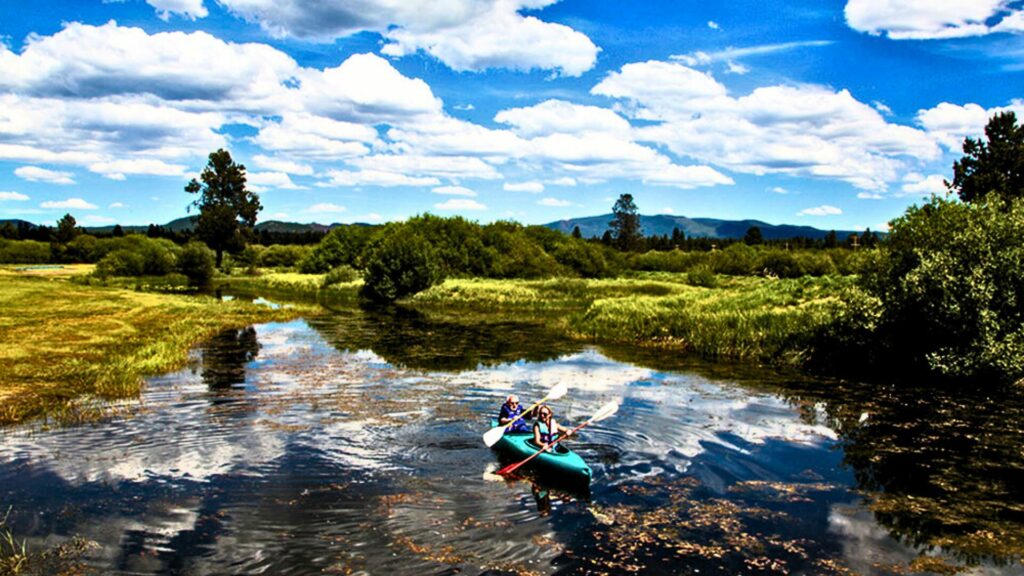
[489,420,592,486]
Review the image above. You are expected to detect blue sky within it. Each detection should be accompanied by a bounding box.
[0,0,1021,231]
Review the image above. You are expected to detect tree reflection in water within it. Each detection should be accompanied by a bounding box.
[198,326,260,391]
[779,379,1024,566]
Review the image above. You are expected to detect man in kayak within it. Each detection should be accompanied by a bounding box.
[498,395,532,433]
[533,404,574,450]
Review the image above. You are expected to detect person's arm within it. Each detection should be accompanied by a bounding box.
[533,422,543,446]
[498,405,513,425]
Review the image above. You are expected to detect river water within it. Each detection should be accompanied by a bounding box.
[1,307,1022,575]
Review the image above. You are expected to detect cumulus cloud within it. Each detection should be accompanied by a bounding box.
[432,185,477,196]
[504,181,545,193]
[798,205,843,216]
[88,159,188,180]
[40,197,97,210]
[901,173,948,195]
[251,155,314,176]
[844,0,1023,39]
[0,191,29,201]
[538,197,572,207]
[434,198,486,211]
[305,203,347,214]
[318,169,439,188]
[218,0,599,76]
[14,166,75,185]
[917,100,1024,150]
[247,171,304,192]
[147,0,208,21]
[594,60,941,191]
[548,177,577,186]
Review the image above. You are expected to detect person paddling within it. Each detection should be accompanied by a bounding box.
[533,404,574,450]
[498,395,532,433]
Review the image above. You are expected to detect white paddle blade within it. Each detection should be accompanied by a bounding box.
[548,382,569,400]
[482,425,507,447]
[589,400,620,423]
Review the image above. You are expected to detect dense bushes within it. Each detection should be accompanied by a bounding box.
[178,242,215,285]
[861,194,1024,380]
[0,239,50,263]
[361,229,442,302]
[627,245,872,277]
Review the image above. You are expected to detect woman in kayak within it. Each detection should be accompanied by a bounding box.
[498,395,532,433]
[533,404,574,450]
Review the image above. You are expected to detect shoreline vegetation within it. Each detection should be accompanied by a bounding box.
[225,271,854,365]
[0,266,313,427]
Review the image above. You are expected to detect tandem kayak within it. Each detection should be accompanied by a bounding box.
[489,420,592,485]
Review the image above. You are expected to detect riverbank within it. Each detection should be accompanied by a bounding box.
[226,271,854,365]
[0,266,314,426]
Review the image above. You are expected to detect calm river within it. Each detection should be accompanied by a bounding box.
[1,306,1022,575]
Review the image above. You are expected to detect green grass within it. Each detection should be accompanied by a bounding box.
[0,268,315,426]
[412,274,855,364]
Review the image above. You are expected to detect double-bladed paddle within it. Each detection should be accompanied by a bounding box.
[495,400,619,477]
[482,382,568,447]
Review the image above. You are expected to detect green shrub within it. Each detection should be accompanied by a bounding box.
[96,249,146,277]
[361,230,443,302]
[552,240,616,278]
[0,239,51,264]
[300,225,376,273]
[686,265,718,287]
[629,249,707,272]
[178,241,215,285]
[711,243,758,275]
[760,250,803,278]
[260,244,310,268]
[865,193,1024,380]
[322,264,359,287]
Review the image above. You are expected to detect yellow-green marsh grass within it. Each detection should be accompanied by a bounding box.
[413,274,854,364]
[0,272,314,426]
[223,270,361,304]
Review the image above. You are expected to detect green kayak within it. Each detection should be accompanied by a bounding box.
[489,420,592,485]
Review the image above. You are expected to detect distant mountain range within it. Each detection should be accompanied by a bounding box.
[544,214,870,240]
[2,213,869,240]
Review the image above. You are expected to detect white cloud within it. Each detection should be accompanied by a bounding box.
[434,198,486,211]
[917,100,1024,150]
[495,99,632,138]
[432,185,477,197]
[857,192,884,200]
[538,197,572,207]
[504,181,545,193]
[595,60,940,191]
[548,177,577,186]
[798,205,843,216]
[40,198,97,210]
[707,21,720,30]
[844,0,1021,39]
[251,155,314,176]
[770,186,789,194]
[726,61,749,75]
[147,0,208,20]
[305,203,347,214]
[319,169,440,188]
[14,166,75,185]
[872,101,893,115]
[352,153,501,180]
[0,191,29,201]
[88,159,188,180]
[901,173,948,195]
[247,171,304,192]
[219,0,599,76]
[661,207,675,214]
[109,202,125,208]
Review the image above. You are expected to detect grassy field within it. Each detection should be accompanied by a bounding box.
[0,266,313,426]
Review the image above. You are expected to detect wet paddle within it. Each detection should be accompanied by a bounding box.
[482,382,568,447]
[496,400,619,477]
